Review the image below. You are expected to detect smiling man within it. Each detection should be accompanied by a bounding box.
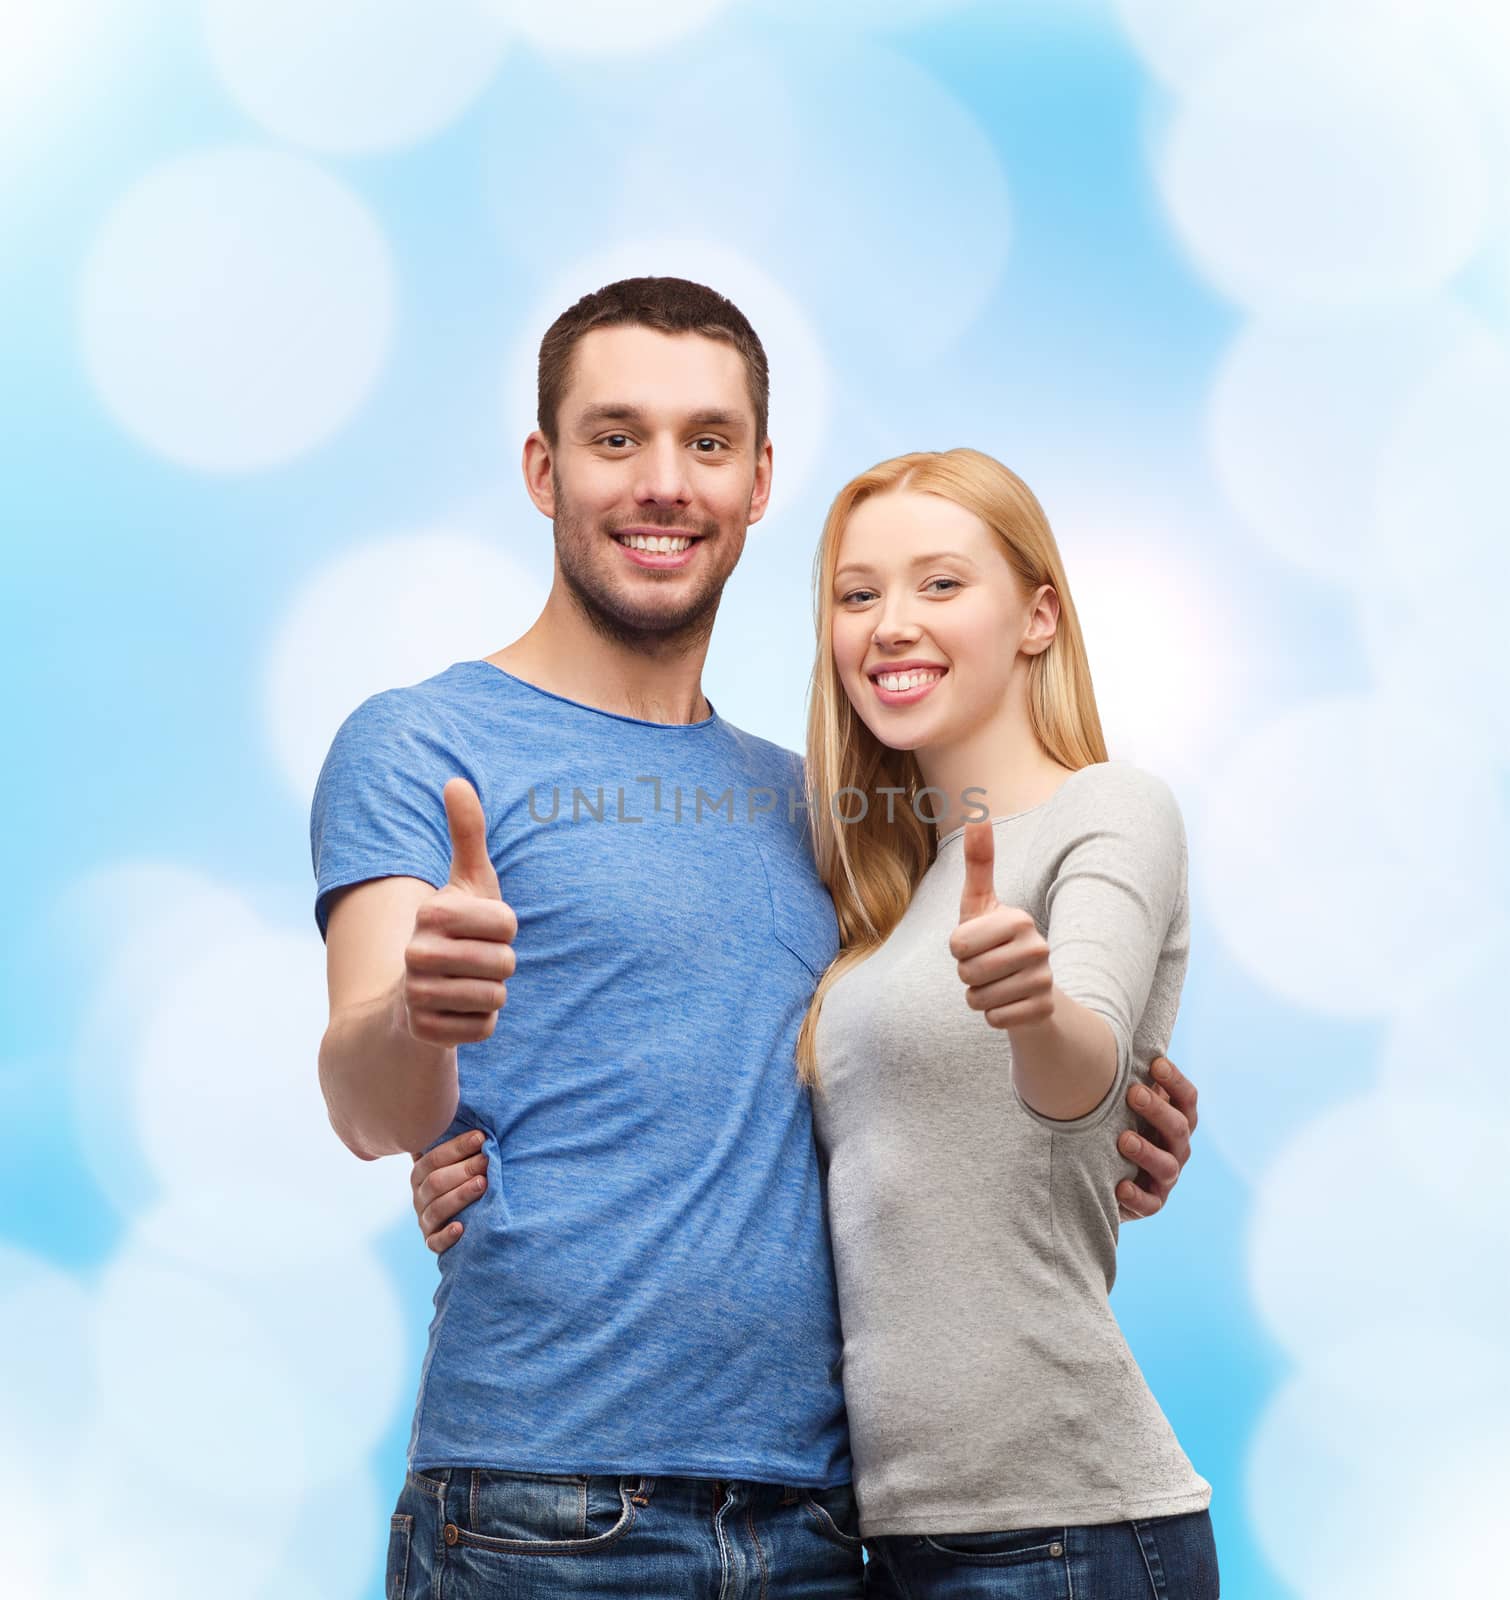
[309,277,1199,1600]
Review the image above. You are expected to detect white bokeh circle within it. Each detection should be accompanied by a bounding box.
[265,529,547,802]
[203,0,508,154]
[130,1211,408,1476]
[1389,0,1510,184]
[1198,693,1508,1017]
[483,43,1008,365]
[0,1245,95,1458]
[1247,1321,1510,1599]
[774,43,1011,365]
[479,0,729,54]
[92,1243,310,1487]
[1360,328,1510,761]
[256,1465,386,1600]
[1056,530,1252,786]
[1208,303,1483,582]
[1248,1092,1510,1360]
[1157,18,1488,314]
[0,1450,63,1597]
[754,0,972,25]
[482,43,804,283]
[0,0,131,163]
[1379,927,1510,1128]
[132,923,412,1265]
[71,1417,293,1600]
[1112,0,1316,89]
[67,864,265,1219]
[80,146,395,471]
[504,240,832,520]
[1176,967,1377,1189]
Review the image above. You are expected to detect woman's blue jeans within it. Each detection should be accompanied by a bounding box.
[862,1510,1219,1598]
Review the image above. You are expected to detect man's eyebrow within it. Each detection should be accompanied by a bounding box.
[834,551,981,580]
[575,404,647,430]
[573,404,750,434]
[684,409,748,432]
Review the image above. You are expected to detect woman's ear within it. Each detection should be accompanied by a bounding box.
[1022,583,1059,656]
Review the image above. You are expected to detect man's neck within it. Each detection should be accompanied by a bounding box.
[486,596,713,726]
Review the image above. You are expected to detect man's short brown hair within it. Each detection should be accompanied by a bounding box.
[537,276,770,447]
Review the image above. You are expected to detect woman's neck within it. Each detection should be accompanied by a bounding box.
[916,706,1075,839]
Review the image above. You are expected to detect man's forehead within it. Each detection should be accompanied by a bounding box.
[563,325,753,421]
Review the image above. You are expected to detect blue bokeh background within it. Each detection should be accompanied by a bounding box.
[5,3,1508,1596]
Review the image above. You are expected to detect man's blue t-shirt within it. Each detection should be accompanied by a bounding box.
[310,659,849,1485]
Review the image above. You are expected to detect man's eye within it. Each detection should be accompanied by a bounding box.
[602,434,631,448]
[692,437,725,453]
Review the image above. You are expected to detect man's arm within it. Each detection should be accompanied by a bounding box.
[1117,1053,1198,1221]
[411,1058,1205,1254]
[320,876,462,1160]
[319,777,515,1161]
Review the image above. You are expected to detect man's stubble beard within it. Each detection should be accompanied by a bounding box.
[551,470,741,656]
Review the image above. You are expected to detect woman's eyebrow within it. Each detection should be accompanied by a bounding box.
[835,551,980,580]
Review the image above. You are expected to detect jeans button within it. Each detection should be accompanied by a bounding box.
[443,1523,460,1546]
[1050,1541,1064,1557]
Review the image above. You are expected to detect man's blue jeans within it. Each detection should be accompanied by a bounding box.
[386,1465,866,1598]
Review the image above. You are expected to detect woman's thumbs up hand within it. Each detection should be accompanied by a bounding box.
[949,820,1056,1031]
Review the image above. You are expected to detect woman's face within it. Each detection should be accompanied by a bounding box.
[830,488,1047,754]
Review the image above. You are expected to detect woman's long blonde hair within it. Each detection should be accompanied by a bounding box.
[795,447,1109,1088]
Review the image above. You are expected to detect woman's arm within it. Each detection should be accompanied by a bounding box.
[950,763,1188,1125]
[950,829,1122,1120]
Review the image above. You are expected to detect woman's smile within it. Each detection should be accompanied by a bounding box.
[869,661,949,707]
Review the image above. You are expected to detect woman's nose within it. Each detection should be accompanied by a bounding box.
[872,610,920,649]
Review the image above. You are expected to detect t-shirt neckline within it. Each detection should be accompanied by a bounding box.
[935,764,1094,850]
[463,659,719,731]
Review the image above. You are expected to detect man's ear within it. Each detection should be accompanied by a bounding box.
[745,435,775,527]
[522,429,556,518]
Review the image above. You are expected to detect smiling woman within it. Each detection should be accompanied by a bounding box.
[788,445,1219,1598]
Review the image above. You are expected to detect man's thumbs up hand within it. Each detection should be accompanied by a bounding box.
[949,820,1057,1032]
[445,777,501,899]
[400,778,517,1046]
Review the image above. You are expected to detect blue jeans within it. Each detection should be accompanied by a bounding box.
[863,1510,1219,1598]
[386,1465,865,1598]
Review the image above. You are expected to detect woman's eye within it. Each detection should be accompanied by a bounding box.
[842,590,877,605]
[926,578,961,594]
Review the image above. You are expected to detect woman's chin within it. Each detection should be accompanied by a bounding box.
[853,707,933,754]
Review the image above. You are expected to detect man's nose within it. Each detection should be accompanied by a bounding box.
[633,438,691,507]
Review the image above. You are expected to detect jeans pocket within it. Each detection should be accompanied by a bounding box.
[801,1482,864,1550]
[1135,1510,1220,1599]
[447,1469,637,1556]
[921,1525,1067,1565]
[385,1513,412,1600]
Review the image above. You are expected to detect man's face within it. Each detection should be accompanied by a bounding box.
[531,325,772,648]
